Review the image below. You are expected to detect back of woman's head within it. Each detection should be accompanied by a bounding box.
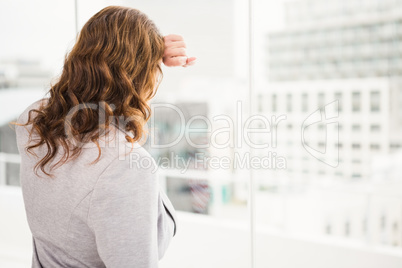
[14,6,165,177]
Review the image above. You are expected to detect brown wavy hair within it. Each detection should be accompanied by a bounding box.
[12,6,164,178]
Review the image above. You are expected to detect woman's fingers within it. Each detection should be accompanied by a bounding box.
[163,56,188,67]
[182,57,197,67]
[163,34,196,67]
[164,47,187,58]
[165,41,186,49]
[164,34,184,43]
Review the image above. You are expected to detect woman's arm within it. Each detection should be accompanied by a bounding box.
[157,186,177,259]
[88,151,172,267]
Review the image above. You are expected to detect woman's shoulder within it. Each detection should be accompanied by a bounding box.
[96,141,158,191]
[16,98,48,124]
[98,122,156,170]
[111,139,157,171]
[15,98,49,144]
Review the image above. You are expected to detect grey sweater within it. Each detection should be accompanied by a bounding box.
[15,98,177,268]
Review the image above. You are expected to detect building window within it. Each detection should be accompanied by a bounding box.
[362,218,368,235]
[392,222,399,247]
[370,124,381,132]
[370,143,380,151]
[335,143,343,148]
[302,93,308,112]
[334,92,342,112]
[352,143,361,149]
[325,223,332,234]
[286,93,292,112]
[390,143,402,149]
[380,214,386,231]
[318,92,325,110]
[352,92,361,112]
[370,91,380,112]
[318,142,325,148]
[257,94,263,112]
[352,124,361,131]
[272,94,277,112]
[345,220,350,237]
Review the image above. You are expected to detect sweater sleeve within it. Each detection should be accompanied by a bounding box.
[88,151,176,268]
[157,182,177,259]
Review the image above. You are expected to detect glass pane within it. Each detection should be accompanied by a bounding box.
[78,1,251,267]
[256,0,402,267]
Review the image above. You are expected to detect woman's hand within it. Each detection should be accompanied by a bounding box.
[163,34,196,67]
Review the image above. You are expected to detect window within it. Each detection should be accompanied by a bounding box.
[2,1,402,267]
[370,143,381,151]
[362,218,368,235]
[381,214,387,231]
[318,142,325,148]
[286,93,292,112]
[318,92,325,109]
[257,94,263,112]
[325,222,332,234]
[345,220,351,237]
[302,93,308,112]
[352,124,361,131]
[390,143,402,149]
[370,91,380,112]
[334,92,342,112]
[352,91,361,112]
[272,94,277,112]
[352,143,361,149]
[393,222,399,246]
[370,124,381,132]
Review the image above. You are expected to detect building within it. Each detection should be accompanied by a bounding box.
[269,0,402,81]
[261,0,402,181]
[254,0,402,248]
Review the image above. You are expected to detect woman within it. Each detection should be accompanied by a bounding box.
[14,6,195,268]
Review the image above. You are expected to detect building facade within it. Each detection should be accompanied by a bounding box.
[255,0,402,248]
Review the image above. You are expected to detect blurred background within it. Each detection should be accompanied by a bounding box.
[1,0,402,267]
